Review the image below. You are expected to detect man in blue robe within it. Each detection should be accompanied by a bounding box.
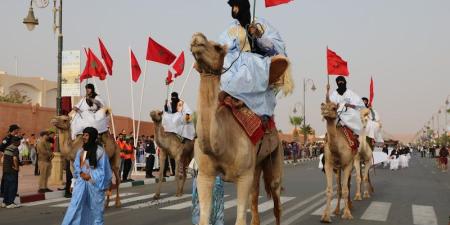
[218,0,292,122]
[61,127,112,225]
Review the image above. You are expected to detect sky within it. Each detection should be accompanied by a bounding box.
[1,0,449,141]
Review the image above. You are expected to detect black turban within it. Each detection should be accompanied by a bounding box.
[228,0,251,28]
[82,127,99,168]
[335,76,347,95]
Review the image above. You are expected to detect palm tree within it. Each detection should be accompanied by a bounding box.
[289,116,303,130]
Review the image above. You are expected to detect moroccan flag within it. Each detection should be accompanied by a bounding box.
[172,51,185,77]
[130,49,141,82]
[369,77,374,107]
[265,0,292,7]
[80,48,107,82]
[146,37,176,65]
[98,38,113,75]
[166,70,173,85]
[327,48,349,76]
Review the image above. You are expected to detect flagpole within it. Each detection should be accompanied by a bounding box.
[104,79,117,139]
[129,47,137,146]
[136,61,148,147]
[252,0,256,22]
[179,62,195,96]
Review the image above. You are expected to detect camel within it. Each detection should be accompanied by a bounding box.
[320,87,357,222]
[190,32,287,225]
[50,114,122,208]
[353,108,375,201]
[149,110,194,199]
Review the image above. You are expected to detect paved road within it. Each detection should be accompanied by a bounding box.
[1,155,449,225]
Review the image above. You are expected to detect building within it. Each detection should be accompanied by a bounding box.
[0,70,56,107]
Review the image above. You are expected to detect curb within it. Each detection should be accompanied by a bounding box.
[19,175,190,204]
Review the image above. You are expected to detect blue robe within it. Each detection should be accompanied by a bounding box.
[192,176,224,225]
[218,18,287,116]
[61,147,112,225]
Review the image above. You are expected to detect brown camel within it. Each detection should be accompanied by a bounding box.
[353,108,374,201]
[190,32,287,225]
[320,87,356,222]
[50,114,122,208]
[149,110,194,199]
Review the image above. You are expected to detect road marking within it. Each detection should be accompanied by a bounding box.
[50,192,139,207]
[250,197,296,213]
[281,197,327,225]
[260,190,328,225]
[22,197,69,207]
[224,196,262,209]
[361,201,391,222]
[125,194,191,209]
[160,195,230,210]
[412,204,438,225]
[311,198,344,216]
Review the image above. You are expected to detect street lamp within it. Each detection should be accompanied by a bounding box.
[23,0,64,185]
[302,78,316,148]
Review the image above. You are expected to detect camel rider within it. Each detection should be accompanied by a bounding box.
[218,0,291,124]
[330,76,365,136]
[162,92,196,142]
[362,97,384,144]
[70,84,109,139]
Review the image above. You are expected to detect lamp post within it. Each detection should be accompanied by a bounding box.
[302,78,316,152]
[446,95,449,137]
[23,0,64,185]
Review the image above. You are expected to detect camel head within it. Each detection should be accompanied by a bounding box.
[320,101,339,120]
[50,115,71,131]
[190,32,227,75]
[360,108,371,129]
[150,110,163,124]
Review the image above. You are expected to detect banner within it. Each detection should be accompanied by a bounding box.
[62,50,81,96]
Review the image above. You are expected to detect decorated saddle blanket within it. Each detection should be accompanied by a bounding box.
[338,125,359,155]
[220,93,275,145]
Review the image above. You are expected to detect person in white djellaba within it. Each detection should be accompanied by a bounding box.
[162,92,195,142]
[71,84,110,140]
[330,76,366,136]
[361,97,384,144]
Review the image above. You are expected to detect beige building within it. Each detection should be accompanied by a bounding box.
[0,70,57,108]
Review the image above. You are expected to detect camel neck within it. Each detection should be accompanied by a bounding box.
[196,74,220,151]
[326,118,339,151]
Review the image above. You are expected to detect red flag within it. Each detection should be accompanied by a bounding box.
[172,51,185,77]
[327,48,349,76]
[166,70,173,85]
[369,77,374,107]
[130,49,141,82]
[265,0,292,7]
[80,49,107,82]
[146,37,176,65]
[98,38,113,75]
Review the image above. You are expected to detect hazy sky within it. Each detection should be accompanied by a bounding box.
[1,0,449,139]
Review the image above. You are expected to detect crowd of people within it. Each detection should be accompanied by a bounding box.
[417,145,449,172]
[282,141,323,160]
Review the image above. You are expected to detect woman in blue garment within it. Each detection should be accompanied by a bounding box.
[61,127,112,225]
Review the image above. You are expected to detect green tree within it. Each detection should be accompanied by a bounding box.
[0,90,31,104]
[289,116,303,130]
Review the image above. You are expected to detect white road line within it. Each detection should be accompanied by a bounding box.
[412,204,438,225]
[260,190,327,225]
[223,196,263,210]
[361,201,391,222]
[311,198,344,216]
[281,197,327,225]
[51,192,140,207]
[125,194,191,209]
[250,197,296,213]
[160,195,230,210]
[22,197,69,207]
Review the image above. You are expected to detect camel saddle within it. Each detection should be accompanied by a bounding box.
[219,92,276,145]
[338,125,359,155]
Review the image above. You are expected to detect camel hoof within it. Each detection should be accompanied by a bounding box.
[342,209,353,220]
[115,200,122,208]
[320,214,332,223]
[104,203,110,209]
[363,192,371,199]
[333,208,340,216]
[153,194,161,200]
[354,194,362,201]
[175,193,182,197]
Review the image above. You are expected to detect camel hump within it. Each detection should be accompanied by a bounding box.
[269,55,289,85]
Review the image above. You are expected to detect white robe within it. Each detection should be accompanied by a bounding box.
[70,96,110,139]
[162,100,196,140]
[366,108,384,143]
[330,89,365,135]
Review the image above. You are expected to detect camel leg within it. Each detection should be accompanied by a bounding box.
[113,164,121,208]
[368,169,375,194]
[334,170,342,216]
[353,155,362,201]
[341,165,354,220]
[174,156,182,197]
[179,154,192,196]
[321,161,334,223]
[235,172,254,225]
[197,172,215,225]
[263,147,283,225]
[154,150,167,200]
[250,165,262,225]
[363,159,373,199]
